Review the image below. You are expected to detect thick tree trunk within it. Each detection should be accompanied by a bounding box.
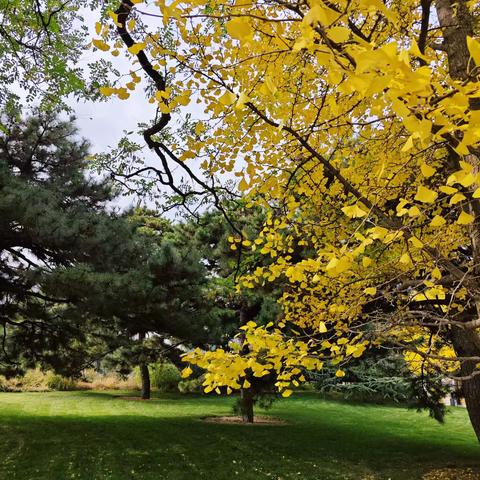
[435,0,473,81]
[240,388,254,423]
[436,0,480,442]
[463,374,480,442]
[140,363,151,400]
[451,327,480,441]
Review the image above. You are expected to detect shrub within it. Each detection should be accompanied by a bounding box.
[81,368,97,383]
[45,372,77,391]
[0,369,50,392]
[149,362,181,392]
[85,372,139,391]
[0,376,12,392]
[178,376,204,394]
[21,368,49,391]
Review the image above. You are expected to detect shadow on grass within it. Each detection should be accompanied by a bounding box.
[1,392,480,480]
[3,408,480,471]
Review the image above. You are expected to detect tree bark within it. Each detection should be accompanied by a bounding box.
[240,387,254,423]
[451,327,480,441]
[436,0,480,442]
[138,331,150,400]
[238,302,256,423]
[140,363,151,400]
[435,0,473,81]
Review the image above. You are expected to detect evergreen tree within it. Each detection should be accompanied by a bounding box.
[0,106,127,373]
[0,109,213,391]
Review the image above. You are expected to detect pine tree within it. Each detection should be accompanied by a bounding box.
[0,109,212,386]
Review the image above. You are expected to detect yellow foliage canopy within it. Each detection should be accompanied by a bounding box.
[98,0,480,396]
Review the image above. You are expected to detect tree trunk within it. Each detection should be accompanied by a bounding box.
[436,0,480,442]
[463,374,480,442]
[137,331,150,400]
[140,363,151,400]
[435,0,473,81]
[240,388,254,423]
[237,301,255,423]
[451,327,480,441]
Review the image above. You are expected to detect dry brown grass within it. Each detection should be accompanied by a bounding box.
[78,371,139,391]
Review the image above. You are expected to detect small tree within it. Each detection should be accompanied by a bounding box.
[174,209,282,421]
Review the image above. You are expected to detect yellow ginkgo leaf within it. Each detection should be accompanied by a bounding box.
[396,198,409,216]
[432,267,442,280]
[409,236,424,248]
[408,206,421,217]
[335,370,346,378]
[282,389,293,397]
[116,88,130,100]
[467,36,480,66]
[195,122,205,136]
[430,215,446,227]
[459,173,476,187]
[439,186,458,195]
[362,256,372,267]
[219,90,236,106]
[420,163,436,178]
[238,177,249,192]
[319,321,327,333]
[457,211,475,225]
[450,193,466,205]
[401,135,414,152]
[325,256,351,276]
[99,86,115,96]
[181,366,193,378]
[460,160,474,173]
[92,38,110,51]
[328,26,350,43]
[341,204,367,218]
[415,185,438,203]
[409,40,428,61]
[226,18,252,41]
[235,92,250,110]
[127,18,136,31]
[364,287,377,295]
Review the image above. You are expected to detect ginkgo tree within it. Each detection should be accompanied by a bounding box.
[95,0,480,438]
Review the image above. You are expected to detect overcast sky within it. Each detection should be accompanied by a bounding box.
[64,6,238,216]
[66,7,164,211]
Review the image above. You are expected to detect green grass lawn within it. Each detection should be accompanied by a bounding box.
[0,391,478,480]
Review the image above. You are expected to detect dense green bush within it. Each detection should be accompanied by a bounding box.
[149,362,182,392]
[178,376,204,394]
